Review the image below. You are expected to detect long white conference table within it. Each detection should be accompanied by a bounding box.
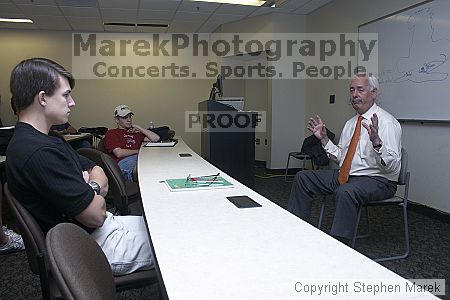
[138,138,438,300]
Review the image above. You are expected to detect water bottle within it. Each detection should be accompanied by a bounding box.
[149,121,154,129]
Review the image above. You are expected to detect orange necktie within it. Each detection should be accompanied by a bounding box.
[338,115,363,185]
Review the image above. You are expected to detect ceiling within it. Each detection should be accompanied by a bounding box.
[0,0,333,33]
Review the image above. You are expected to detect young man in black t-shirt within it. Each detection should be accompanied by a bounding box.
[6,58,153,275]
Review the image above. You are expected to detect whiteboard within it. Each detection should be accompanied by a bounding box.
[359,0,450,121]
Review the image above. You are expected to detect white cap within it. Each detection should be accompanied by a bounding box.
[114,105,134,117]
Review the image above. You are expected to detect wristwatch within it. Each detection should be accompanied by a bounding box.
[373,141,382,150]
[373,142,382,156]
[88,181,101,195]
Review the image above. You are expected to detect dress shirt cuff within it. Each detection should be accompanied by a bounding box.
[323,139,340,161]
[323,139,336,152]
[373,144,382,155]
[373,145,387,166]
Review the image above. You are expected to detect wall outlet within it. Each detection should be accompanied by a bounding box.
[255,138,260,145]
[329,94,335,104]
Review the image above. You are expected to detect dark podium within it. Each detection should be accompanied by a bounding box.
[199,100,257,188]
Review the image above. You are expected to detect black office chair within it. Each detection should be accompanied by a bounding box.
[285,131,335,182]
[4,183,59,300]
[78,148,142,216]
[284,152,314,182]
[97,138,107,154]
[4,183,158,294]
[317,148,410,262]
[77,148,104,168]
[98,138,140,182]
[101,152,143,215]
[46,223,116,300]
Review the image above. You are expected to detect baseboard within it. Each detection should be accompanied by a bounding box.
[408,201,450,224]
[255,164,302,176]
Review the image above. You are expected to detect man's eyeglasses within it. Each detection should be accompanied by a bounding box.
[185,173,221,187]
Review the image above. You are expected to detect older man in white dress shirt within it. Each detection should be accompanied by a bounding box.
[288,73,402,242]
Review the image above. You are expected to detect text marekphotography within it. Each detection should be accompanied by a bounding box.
[72,33,378,80]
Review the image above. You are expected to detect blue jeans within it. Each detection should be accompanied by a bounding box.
[118,154,138,181]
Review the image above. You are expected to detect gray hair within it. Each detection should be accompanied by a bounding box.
[353,73,379,92]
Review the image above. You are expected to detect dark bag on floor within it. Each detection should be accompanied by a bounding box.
[149,126,173,141]
[78,126,108,136]
[301,129,335,167]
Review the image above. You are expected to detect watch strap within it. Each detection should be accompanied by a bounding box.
[88,181,101,195]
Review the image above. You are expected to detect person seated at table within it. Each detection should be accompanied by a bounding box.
[50,122,91,150]
[104,105,160,181]
[288,73,402,244]
[7,57,154,274]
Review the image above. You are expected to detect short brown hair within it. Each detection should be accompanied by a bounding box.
[10,58,74,113]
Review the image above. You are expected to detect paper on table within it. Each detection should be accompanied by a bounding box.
[164,176,234,192]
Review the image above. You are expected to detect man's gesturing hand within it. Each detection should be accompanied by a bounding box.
[307,115,329,145]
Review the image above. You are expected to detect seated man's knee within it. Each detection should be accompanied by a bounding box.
[294,169,315,183]
[334,185,351,197]
[333,185,359,205]
[120,168,133,181]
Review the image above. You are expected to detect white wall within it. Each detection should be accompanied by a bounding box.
[269,78,306,168]
[219,13,307,169]
[245,79,268,161]
[269,14,307,169]
[306,0,450,212]
[401,122,450,213]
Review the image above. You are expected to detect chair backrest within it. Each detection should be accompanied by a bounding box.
[77,148,105,169]
[4,183,47,274]
[397,148,408,185]
[97,139,107,153]
[100,152,129,215]
[46,223,116,300]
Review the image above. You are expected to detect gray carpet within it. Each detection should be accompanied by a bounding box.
[256,170,450,300]
[1,169,449,299]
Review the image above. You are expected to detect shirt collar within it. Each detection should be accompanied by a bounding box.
[360,103,379,120]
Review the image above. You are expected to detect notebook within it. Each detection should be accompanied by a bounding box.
[144,139,178,147]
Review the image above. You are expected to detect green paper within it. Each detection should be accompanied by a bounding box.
[165,176,233,191]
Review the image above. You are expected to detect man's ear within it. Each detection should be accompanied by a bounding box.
[38,91,47,107]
